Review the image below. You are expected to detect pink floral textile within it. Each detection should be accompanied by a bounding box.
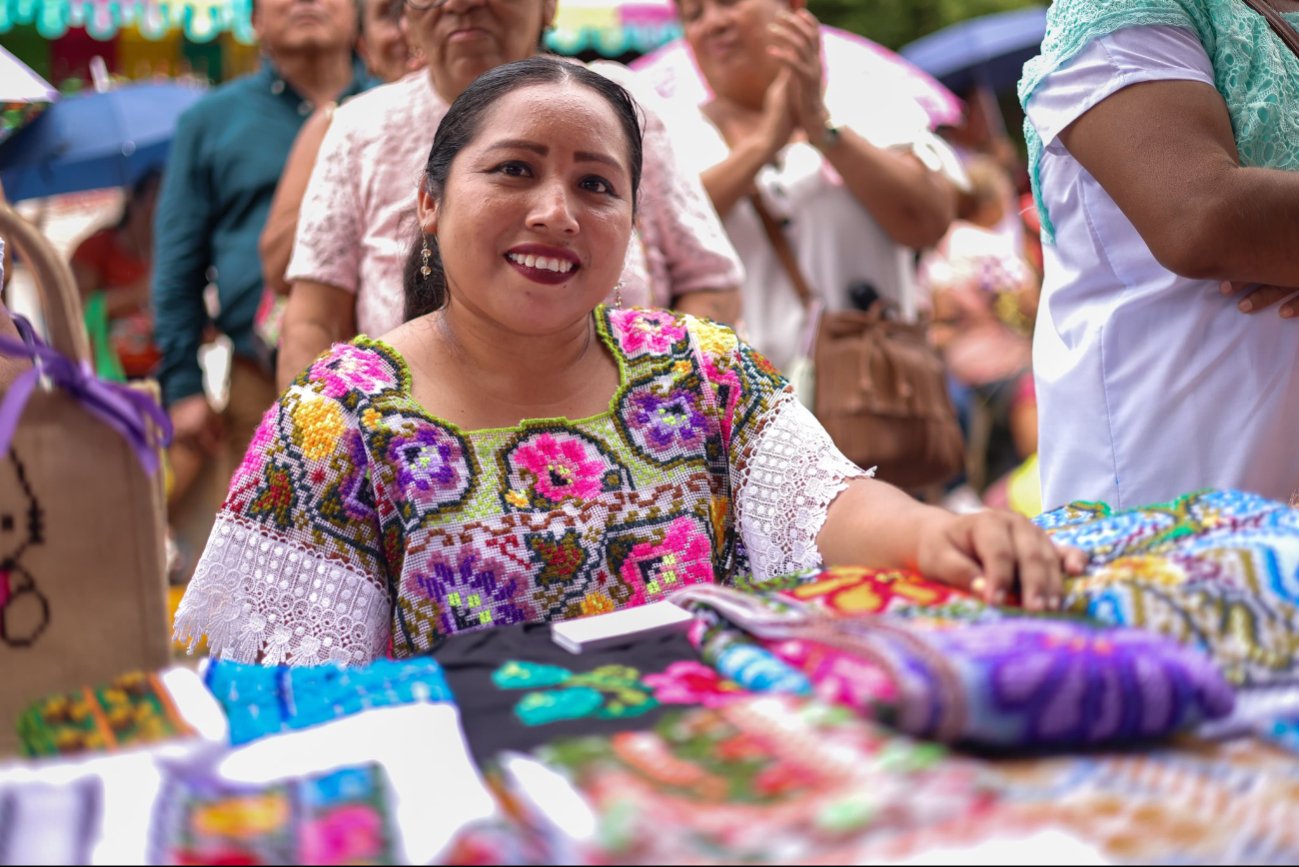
[287,65,743,339]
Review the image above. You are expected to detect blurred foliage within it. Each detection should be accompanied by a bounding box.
[807,0,1044,50]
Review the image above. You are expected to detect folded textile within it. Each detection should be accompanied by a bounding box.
[1039,489,1299,686]
[149,763,398,865]
[434,622,755,765]
[1,703,496,865]
[16,668,227,759]
[675,579,1235,749]
[203,657,455,746]
[495,696,999,865]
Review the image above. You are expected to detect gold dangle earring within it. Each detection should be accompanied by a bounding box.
[614,281,624,310]
[420,236,433,278]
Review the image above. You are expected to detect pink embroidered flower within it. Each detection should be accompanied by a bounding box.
[700,354,741,444]
[644,661,746,708]
[617,517,715,605]
[514,433,608,503]
[610,308,688,357]
[223,417,277,509]
[299,805,385,865]
[309,344,397,399]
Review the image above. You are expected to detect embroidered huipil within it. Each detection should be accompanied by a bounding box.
[174,309,868,665]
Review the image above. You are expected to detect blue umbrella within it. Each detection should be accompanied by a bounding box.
[0,81,207,202]
[900,6,1048,95]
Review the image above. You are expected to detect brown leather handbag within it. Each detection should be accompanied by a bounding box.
[750,194,965,489]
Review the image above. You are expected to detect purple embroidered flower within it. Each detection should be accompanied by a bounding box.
[609,308,687,357]
[385,422,472,513]
[930,619,1234,746]
[411,552,535,634]
[309,344,398,399]
[332,428,376,522]
[621,379,709,462]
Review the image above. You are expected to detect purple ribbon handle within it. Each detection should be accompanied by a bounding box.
[0,315,173,475]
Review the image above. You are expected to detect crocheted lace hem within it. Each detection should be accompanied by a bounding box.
[173,513,391,667]
[734,395,873,581]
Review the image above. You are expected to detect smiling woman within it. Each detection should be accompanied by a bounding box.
[173,57,1084,667]
[272,0,746,393]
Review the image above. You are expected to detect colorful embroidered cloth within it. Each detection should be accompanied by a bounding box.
[495,696,999,865]
[434,622,755,765]
[18,671,197,758]
[149,764,397,866]
[676,573,1235,749]
[1038,489,1299,686]
[204,658,455,746]
[174,308,868,666]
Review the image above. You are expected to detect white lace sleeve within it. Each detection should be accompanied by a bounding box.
[733,394,873,581]
[173,514,391,667]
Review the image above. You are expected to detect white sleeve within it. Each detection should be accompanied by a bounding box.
[734,395,872,580]
[1027,24,1216,147]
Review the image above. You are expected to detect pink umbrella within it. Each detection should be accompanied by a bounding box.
[631,26,964,130]
[1,47,58,104]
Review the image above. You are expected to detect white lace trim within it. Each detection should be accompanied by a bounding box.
[173,514,391,667]
[734,396,874,581]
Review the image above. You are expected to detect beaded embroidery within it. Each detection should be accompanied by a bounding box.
[18,671,195,757]
[175,308,868,664]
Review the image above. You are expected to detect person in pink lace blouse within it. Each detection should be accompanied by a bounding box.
[276,0,745,389]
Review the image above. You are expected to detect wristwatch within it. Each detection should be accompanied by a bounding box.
[815,114,843,152]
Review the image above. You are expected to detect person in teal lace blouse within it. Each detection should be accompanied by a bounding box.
[1018,0,1299,510]
[174,57,1084,666]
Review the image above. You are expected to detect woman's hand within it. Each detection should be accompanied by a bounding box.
[1221,280,1299,319]
[915,510,1088,611]
[767,9,828,144]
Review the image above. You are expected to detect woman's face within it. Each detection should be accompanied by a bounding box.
[406,0,557,101]
[360,0,417,83]
[676,0,782,97]
[419,82,635,335]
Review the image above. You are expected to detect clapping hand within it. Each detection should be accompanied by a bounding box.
[766,6,830,144]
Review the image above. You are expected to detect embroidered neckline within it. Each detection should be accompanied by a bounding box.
[357,305,632,437]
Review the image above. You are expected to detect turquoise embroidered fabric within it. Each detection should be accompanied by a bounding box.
[1018,0,1299,241]
[204,658,455,745]
[174,307,866,665]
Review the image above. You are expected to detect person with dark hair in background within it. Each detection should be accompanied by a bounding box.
[273,0,745,392]
[174,57,1083,667]
[152,0,375,579]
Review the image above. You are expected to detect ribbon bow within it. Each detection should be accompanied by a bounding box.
[0,315,172,475]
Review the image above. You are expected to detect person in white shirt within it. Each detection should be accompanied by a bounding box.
[664,0,964,373]
[1020,0,1299,510]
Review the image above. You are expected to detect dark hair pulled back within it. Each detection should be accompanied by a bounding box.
[403,56,645,321]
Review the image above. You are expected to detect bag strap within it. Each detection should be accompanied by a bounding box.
[748,193,817,311]
[1242,0,1299,58]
